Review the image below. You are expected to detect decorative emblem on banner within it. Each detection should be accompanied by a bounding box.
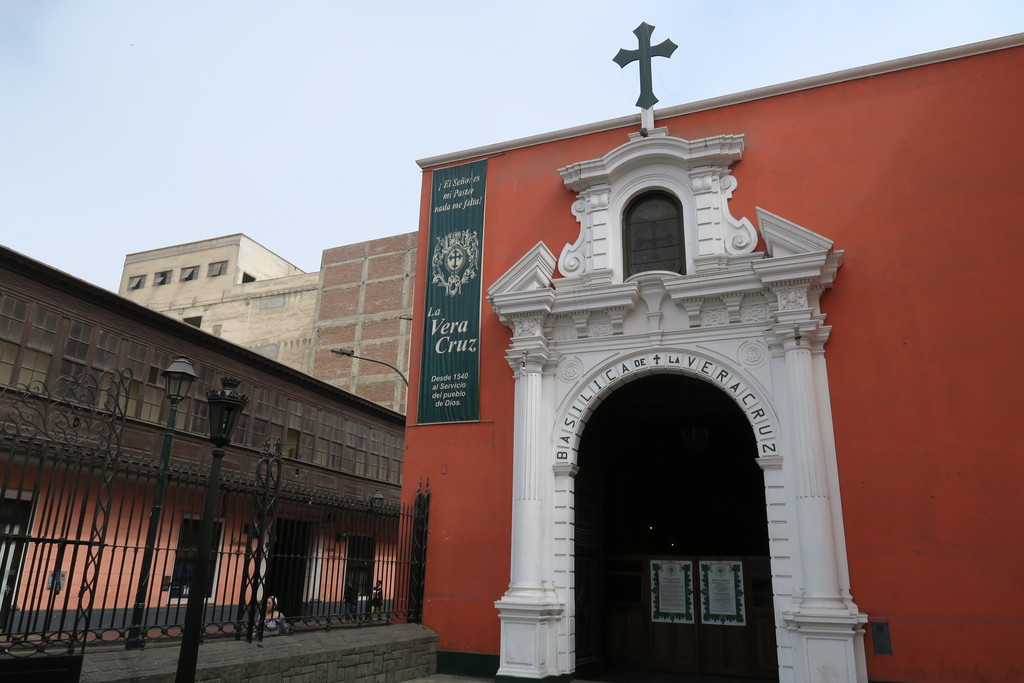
[431,230,479,296]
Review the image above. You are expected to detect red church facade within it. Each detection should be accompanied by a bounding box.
[403,34,1024,683]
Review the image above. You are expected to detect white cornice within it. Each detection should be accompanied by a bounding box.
[488,242,556,296]
[558,135,745,192]
[416,33,1024,170]
[758,208,835,258]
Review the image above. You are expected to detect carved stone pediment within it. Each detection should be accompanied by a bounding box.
[555,134,757,286]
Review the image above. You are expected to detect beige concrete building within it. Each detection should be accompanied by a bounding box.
[120,234,318,373]
[119,232,416,414]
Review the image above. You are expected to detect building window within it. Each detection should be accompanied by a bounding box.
[208,261,228,277]
[138,363,166,423]
[62,319,94,382]
[92,330,120,371]
[241,272,255,283]
[0,342,17,386]
[27,308,58,352]
[0,295,26,386]
[344,535,376,598]
[188,366,216,435]
[0,295,28,343]
[18,308,58,388]
[169,517,223,600]
[347,422,369,475]
[128,275,146,290]
[0,497,32,629]
[182,316,202,328]
[154,271,171,286]
[19,349,50,388]
[180,266,199,282]
[623,192,685,277]
[65,320,93,363]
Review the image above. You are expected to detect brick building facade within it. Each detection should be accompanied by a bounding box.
[312,232,417,414]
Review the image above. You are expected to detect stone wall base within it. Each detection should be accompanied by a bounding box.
[79,624,438,683]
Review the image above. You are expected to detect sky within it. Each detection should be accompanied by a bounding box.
[2,1,1023,292]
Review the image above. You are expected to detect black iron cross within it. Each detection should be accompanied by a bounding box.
[614,22,677,110]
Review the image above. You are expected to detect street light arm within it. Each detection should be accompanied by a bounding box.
[331,348,409,386]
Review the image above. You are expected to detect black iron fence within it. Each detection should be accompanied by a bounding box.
[0,371,429,658]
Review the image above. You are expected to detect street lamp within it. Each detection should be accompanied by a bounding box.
[126,355,197,649]
[331,347,408,386]
[369,490,384,621]
[176,377,248,683]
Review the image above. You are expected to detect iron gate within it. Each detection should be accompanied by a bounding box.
[0,371,430,658]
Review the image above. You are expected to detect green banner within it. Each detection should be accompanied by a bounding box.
[417,159,487,424]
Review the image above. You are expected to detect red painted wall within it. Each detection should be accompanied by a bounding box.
[404,44,1024,682]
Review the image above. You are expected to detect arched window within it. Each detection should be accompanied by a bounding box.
[623,192,685,277]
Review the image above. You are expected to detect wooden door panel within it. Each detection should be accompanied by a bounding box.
[651,622,699,672]
[699,623,756,676]
[596,556,778,678]
[605,607,647,668]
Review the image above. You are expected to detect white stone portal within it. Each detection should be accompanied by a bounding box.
[488,130,866,682]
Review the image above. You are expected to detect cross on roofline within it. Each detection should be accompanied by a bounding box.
[614,22,677,110]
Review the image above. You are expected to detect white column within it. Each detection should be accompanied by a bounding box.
[783,332,844,608]
[508,356,546,596]
[777,324,867,683]
[496,351,563,680]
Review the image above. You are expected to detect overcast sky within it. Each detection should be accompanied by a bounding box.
[3,1,1023,292]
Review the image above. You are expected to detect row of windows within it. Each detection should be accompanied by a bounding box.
[0,292,402,484]
[127,260,231,290]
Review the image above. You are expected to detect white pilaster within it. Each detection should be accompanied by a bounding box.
[496,350,563,679]
[775,324,867,683]
[508,355,547,597]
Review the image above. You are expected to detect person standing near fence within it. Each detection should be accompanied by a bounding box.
[343,580,358,621]
[369,579,383,619]
[260,596,289,637]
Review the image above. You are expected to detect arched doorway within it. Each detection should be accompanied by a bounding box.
[574,373,778,680]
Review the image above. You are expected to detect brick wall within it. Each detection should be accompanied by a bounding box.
[313,233,416,414]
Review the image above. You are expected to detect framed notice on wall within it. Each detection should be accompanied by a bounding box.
[651,560,694,623]
[417,159,487,424]
[699,560,746,625]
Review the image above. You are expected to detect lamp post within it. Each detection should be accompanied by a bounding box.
[331,347,408,386]
[370,490,384,620]
[175,377,248,683]
[126,355,197,650]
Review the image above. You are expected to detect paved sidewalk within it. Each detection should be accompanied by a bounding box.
[405,674,764,682]
[405,676,602,683]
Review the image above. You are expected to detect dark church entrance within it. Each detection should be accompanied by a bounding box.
[575,374,778,681]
